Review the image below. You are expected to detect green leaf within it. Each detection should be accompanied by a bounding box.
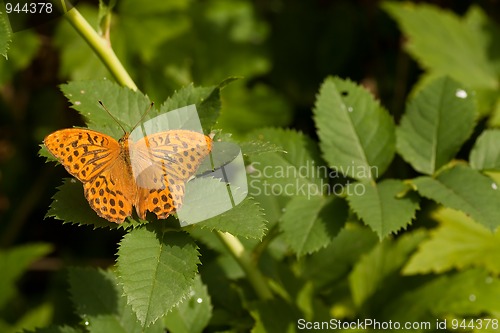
[413,165,500,230]
[383,2,499,89]
[68,268,162,333]
[0,243,52,309]
[239,140,285,157]
[117,225,200,326]
[302,226,379,289]
[64,78,231,137]
[280,196,347,256]
[0,8,12,58]
[384,269,500,322]
[349,230,426,306]
[177,176,245,226]
[470,129,500,171]
[404,208,500,275]
[187,196,267,239]
[396,76,476,175]
[164,275,212,333]
[198,259,249,330]
[249,128,327,198]
[9,302,53,333]
[346,179,420,239]
[161,77,237,132]
[60,80,152,139]
[313,76,395,180]
[0,30,40,85]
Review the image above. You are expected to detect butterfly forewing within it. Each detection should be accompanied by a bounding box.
[44,129,120,182]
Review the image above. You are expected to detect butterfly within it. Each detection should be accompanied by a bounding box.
[44,120,212,223]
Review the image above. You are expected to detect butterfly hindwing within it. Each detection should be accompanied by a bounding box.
[83,165,135,223]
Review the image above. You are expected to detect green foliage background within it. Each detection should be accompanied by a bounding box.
[1,0,500,332]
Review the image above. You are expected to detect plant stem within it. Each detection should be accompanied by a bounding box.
[61,4,138,91]
[216,231,273,301]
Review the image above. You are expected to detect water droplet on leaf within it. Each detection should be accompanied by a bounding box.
[455,89,468,99]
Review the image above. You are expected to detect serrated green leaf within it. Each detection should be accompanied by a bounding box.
[346,179,420,239]
[404,208,500,275]
[413,165,500,230]
[383,2,499,89]
[396,76,476,175]
[164,275,212,333]
[249,128,327,198]
[178,176,245,226]
[199,259,249,330]
[470,129,500,171]
[302,226,379,289]
[161,77,237,132]
[60,80,152,139]
[117,225,200,326]
[68,268,162,333]
[0,29,39,84]
[313,76,395,181]
[0,243,52,309]
[9,302,53,333]
[384,269,500,322]
[280,196,347,256]
[239,140,285,157]
[0,8,12,58]
[349,230,426,306]
[187,196,266,239]
[64,78,231,137]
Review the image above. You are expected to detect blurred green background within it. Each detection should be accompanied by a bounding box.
[1,0,499,331]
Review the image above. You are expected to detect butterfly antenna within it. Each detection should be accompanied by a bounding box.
[98,100,128,134]
[131,102,155,131]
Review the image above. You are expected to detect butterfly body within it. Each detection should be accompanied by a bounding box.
[44,128,212,223]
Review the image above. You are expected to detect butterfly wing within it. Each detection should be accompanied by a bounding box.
[44,128,134,223]
[83,166,134,223]
[130,129,212,219]
[44,129,121,182]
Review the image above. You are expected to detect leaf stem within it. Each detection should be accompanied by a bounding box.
[61,4,138,91]
[216,231,273,300]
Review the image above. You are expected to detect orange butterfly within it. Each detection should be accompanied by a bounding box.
[44,124,212,224]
